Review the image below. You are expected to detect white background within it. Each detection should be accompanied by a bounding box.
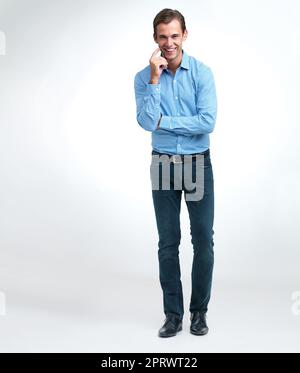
[0,0,300,352]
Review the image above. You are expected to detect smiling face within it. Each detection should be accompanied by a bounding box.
[154,18,188,65]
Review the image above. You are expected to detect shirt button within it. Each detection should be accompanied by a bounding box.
[175,96,178,100]
[174,80,176,83]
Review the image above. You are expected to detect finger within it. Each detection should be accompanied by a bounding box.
[151,47,162,58]
[159,57,168,64]
[158,57,168,66]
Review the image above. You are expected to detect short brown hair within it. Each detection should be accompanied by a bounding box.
[153,8,186,38]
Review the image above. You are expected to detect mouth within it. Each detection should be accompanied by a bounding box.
[164,47,177,55]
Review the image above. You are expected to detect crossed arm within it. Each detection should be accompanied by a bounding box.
[134,67,217,136]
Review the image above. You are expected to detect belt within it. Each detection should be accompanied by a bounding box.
[152,148,210,164]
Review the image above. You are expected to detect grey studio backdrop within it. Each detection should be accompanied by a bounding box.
[0,0,300,352]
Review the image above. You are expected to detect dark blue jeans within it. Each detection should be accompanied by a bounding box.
[151,149,214,320]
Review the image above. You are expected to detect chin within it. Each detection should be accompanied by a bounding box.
[167,53,179,61]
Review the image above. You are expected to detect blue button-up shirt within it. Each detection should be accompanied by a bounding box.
[134,50,217,155]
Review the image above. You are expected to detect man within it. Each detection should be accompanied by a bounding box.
[134,8,217,338]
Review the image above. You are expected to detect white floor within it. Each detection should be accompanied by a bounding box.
[1,276,300,353]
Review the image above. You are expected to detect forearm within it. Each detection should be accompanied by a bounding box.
[159,110,217,136]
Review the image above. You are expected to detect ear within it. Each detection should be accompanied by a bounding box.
[153,33,158,44]
[183,29,188,41]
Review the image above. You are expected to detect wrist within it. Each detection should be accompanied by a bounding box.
[149,77,159,85]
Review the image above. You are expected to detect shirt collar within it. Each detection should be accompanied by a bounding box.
[180,50,190,70]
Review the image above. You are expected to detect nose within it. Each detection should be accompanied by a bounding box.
[166,37,174,46]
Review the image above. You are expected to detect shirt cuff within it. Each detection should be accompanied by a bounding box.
[159,115,172,130]
[146,83,161,94]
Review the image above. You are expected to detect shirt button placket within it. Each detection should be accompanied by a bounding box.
[174,79,179,115]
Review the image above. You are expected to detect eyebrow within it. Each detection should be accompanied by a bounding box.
[158,34,180,37]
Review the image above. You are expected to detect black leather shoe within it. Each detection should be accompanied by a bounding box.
[158,314,182,338]
[190,312,209,335]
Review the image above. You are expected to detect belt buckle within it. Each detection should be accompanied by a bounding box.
[171,154,182,164]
